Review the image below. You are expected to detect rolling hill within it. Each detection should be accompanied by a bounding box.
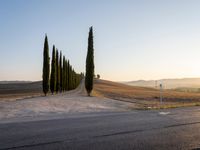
[124,78,200,89]
[1,79,200,109]
[94,79,200,102]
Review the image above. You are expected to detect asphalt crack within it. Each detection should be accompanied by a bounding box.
[94,121,200,138]
[94,129,144,138]
[0,140,63,150]
[165,121,200,128]
[1,121,200,149]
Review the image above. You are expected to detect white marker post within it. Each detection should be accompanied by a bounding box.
[160,83,163,104]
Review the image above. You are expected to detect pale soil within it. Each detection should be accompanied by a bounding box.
[0,81,134,123]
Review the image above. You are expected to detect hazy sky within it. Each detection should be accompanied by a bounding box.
[1,0,200,81]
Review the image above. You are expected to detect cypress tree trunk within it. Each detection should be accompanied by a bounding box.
[85,27,94,96]
[42,35,50,96]
[56,49,60,93]
[50,45,56,94]
[60,51,62,92]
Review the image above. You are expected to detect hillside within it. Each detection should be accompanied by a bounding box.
[124,78,200,89]
[0,81,42,101]
[0,81,32,84]
[0,81,42,94]
[94,79,200,108]
[1,79,200,109]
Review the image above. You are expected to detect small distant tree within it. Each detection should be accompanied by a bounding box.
[85,27,94,96]
[97,74,100,79]
[42,35,50,96]
[50,45,56,94]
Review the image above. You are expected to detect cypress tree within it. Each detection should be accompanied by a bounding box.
[70,65,73,90]
[66,60,69,90]
[60,51,62,92]
[50,45,56,94]
[67,60,70,91]
[62,56,66,91]
[85,27,94,96]
[65,60,68,90]
[72,69,75,89]
[71,68,74,89]
[69,64,72,90]
[42,35,50,96]
[73,69,76,89]
[56,49,60,93]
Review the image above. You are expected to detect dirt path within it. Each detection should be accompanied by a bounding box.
[0,80,135,123]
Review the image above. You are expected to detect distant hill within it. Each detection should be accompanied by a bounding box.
[0,81,42,94]
[0,81,32,84]
[124,78,200,89]
[94,79,200,104]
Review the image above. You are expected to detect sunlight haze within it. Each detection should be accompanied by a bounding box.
[1,0,200,81]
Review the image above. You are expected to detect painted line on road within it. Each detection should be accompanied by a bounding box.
[159,112,170,115]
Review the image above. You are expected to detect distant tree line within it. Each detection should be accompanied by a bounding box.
[42,35,83,96]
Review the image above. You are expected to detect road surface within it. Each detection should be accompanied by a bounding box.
[0,106,200,150]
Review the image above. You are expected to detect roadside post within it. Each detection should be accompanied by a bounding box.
[160,83,163,104]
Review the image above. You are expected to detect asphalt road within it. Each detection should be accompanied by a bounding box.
[0,107,200,150]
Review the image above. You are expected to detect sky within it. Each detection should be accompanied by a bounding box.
[1,0,200,81]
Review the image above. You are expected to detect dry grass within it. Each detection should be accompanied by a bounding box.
[94,79,200,109]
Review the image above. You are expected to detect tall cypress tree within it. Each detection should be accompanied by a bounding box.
[67,60,70,91]
[69,64,72,90]
[66,60,69,90]
[56,49,60,93]
[65,60,68,91]
[42,35,50,96]
[72,69,75,89]
[50,45,56,94]
[60,51,62,92]
[85,27,94,96]
[62,56,66,91]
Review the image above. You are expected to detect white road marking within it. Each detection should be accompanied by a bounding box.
[159,112,170,115]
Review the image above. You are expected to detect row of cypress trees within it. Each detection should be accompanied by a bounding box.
[43,35,83,96]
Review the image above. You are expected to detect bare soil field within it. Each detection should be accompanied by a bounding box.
[94,79,200,109]
[0,81,42,101]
